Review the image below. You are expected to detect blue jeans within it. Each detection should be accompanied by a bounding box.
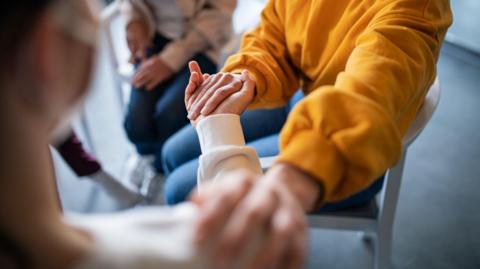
[124,34,217,173]
[162,91,384,211]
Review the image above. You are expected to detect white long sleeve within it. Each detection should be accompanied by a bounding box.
[196,114,262,190]
[67,114,263,269]
[67,204,207,269]
[67,204,262,269]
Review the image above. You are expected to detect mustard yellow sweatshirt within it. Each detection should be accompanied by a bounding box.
[222,0,452,203]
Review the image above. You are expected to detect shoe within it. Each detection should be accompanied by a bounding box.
[143,173,166,205]
[89,170,143,208]
[121,154,155,189]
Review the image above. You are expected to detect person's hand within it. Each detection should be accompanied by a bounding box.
[126,20,151,64]
[191,163,321,269]
[184,61,255,123]
[132,56,174,90]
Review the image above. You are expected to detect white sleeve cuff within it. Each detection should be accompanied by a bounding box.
[196,114,245,154]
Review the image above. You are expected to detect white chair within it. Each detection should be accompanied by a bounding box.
[101,0,135,111]
[74,1,132,155]
[260,78,441,269]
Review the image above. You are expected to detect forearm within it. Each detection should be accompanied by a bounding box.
[119,0,156,38]
[196,114,262,189]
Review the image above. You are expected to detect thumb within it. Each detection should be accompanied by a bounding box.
[139,48,147,61]
[241,78,255,98]
[240,70,252,82]
[188,61,203,76]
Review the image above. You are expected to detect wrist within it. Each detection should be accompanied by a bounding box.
[267,162,323,212]
[195,114,245,153]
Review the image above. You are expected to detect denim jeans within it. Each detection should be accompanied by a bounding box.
[124,33,217,173]
[161,90,385,211]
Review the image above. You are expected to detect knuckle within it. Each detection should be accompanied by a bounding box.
[213,73,221,80]
[232,80,242,88]
[224,73,235,82]
[246,205,266,221]
[219,192,235,206]
[216,88,229,97]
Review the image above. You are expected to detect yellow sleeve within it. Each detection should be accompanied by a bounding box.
[277,1,452,203]
[221,0,299,109]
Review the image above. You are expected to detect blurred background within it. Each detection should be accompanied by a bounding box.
[55,0,480,268]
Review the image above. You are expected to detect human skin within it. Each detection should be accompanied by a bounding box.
[0,5,96,268]
[127,20,174,90]
[185,61,322,269]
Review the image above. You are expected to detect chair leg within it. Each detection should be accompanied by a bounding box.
[374,226,392,269]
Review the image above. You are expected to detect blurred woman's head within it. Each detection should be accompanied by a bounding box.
[0,0,99,138]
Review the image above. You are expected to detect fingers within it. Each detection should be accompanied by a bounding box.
[137,45,148,62]
[247,217,289,269]
[240,70,251,82]
[145,76,162,91]
[133,68,149,88]
[201,82,243,115]
[283,216,307,269]
[133,57,173,90]
[189,61,203,77]
[187,74,219,113]
[191,73,223,107]
[185,72,201,107]
[285,229,308,269]
[133,64,158,90]
[194,172,255,247]
[214,185,280,269]
[189,74,232,118]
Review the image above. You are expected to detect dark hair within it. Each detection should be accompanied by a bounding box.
[0,1,56,65]
[0,1,57,265]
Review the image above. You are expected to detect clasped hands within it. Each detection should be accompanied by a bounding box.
[127,20,173,91]
[186,61,322,269]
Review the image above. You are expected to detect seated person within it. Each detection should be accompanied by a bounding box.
[164,0,452,262]
[119,0,235,188]
[0,0,305,268]
[162,0,453,213]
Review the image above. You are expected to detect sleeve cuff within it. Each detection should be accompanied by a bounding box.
[277,131,346,203]
[196,114,246,154]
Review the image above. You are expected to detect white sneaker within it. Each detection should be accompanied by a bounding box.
[122,154,155,188]
[89,170,143,208]
[143,173,166,205]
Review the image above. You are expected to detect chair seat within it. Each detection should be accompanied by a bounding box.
[315,199,379,219]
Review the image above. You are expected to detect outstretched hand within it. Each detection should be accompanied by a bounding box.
[184,61,255,125]
[191,164,314,269]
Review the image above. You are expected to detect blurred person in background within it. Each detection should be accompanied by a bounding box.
[0,0,303,268]
[120,0,236,192]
